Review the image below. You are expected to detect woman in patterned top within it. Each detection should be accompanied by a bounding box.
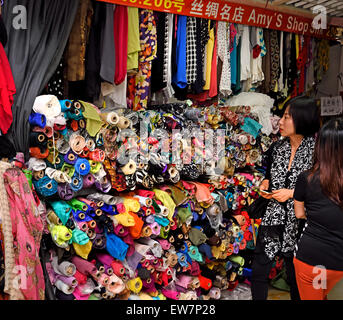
[251,96,320,300]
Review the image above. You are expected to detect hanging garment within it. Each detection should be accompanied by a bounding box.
[203,20,215,91]
[172,15,188,89]
[128,9,157,111]
[191,17,207,94]
[217,21,231,96]
[151,12,166,93]
[0,42,16,134]
[278,32,284,92]
[0,14,7,47]
[269,30,280,92]
[113,5,128,85]
[65,0,93,82]
[127,7,141,72]
[186,16,197,85]
[85,1,106,102]
[240,25,251,82]
[100,3,116,84]
[250,27,264,86]
[0,161,22,300]
[262,29,271,94]
[4,168,45,300]
[230,24,237,87]
[163,13,175,99]
[46,59,65,100]
[209,22,218,98]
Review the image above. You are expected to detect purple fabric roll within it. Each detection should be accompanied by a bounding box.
[92,233,106,250]
[126,251,143,271]
[56,275,78,288]
[83,173,95,188]
[58,183,74,201]
[96,253,114,267]
[64,150,78,165]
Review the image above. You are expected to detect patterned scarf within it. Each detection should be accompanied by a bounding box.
[261,136,315,260]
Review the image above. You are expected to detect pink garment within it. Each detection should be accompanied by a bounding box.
[3,168,45,300]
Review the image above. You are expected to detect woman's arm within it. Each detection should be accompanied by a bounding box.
[294,199,306,219]
[272,189,294,202]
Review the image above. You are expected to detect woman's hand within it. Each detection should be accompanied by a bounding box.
[272,189,294,203]
[259,180,272,199]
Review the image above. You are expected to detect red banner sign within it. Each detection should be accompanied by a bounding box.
[97,0,337,39]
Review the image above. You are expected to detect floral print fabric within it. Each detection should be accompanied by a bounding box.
[127,9,157,111]
[4,168,45,300]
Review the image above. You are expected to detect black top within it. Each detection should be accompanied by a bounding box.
[294,171,343,271]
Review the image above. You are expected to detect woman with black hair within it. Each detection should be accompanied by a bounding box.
[293,118,343,300]
[251,97,321,300]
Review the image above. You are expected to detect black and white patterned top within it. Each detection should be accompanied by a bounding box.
[186,16,197,85]
[260,136,316,261]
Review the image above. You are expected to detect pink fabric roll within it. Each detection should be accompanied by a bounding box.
[71,256,97,276]
[161,288,180,300]
[157,239,171,250]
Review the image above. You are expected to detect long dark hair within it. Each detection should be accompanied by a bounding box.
[309,118,343,208]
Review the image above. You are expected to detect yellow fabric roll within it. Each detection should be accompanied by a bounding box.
[114,212,136,226]
[123,197,140,213]
[73,241,92,260]
[153,189,176,221]
[127,277,143,294]
[203,21,214,91]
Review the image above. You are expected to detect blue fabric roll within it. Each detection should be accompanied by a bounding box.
[105,231,129,261]
[50,200,72,225]
[33,176,58,197]
[70,174,83,192]
[100,203,117,215]
[75,158,91,176]
[198,243,215,260]
[29,112,46,128]
[64,150,78,165]
[59,99,72,112]
[154,215,169,227]
[72,209,92,222]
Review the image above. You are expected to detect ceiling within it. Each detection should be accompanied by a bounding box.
[270,0,343,18]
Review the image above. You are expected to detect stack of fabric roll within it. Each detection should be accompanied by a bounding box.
[27,95,276,300]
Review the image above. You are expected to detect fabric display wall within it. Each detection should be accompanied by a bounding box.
[0,0,332,301]
[0,89,283,300]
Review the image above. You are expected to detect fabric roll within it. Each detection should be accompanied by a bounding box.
[75,158,91,176]
[126,251,143,271]
[71,256,97,277]
[100,112,119,125]
[58,183,74,201]
[29,113,47,128]
[82,173,95,188]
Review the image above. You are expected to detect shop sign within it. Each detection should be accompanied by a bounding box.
[97,0,337,39]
